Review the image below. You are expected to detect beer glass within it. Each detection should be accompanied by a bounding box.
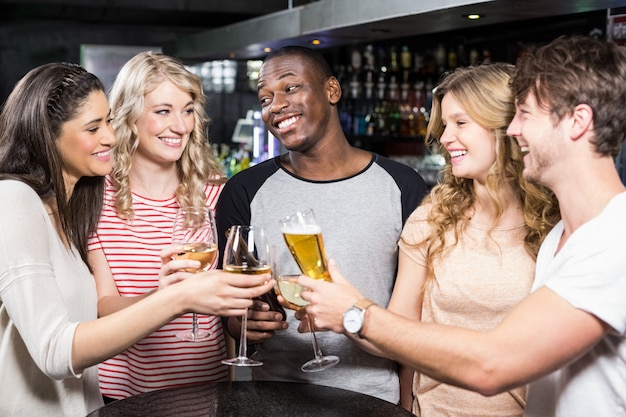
[172,207,219,342]
[279,209,339,372]
[221,225,271,367]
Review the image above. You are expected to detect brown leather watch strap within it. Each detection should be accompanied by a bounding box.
[354,298,376,311]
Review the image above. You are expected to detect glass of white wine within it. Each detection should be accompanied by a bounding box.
[221,225,271,367]
[278,209,339,372]
[172,206,219,342]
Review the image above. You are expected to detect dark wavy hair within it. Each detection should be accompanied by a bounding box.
[0,62,106,266]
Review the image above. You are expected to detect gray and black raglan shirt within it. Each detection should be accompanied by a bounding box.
[215,154,428,403]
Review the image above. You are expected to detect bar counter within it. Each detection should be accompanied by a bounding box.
[86,380,416,416]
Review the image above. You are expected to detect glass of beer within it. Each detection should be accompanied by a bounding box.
[172,207,219,342]
[221,225,271,367]
[279,209,339,372]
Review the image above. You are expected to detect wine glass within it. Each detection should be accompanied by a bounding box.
[278,209,340,372]
[172,206,219,342]
[221,225,271,367]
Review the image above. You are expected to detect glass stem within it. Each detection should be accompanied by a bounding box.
[307,314,324,360]
[191,313,199,341]
[238,308,248,358]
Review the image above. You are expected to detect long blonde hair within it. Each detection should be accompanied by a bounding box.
[421,63,559,279]
[108,51,225,219]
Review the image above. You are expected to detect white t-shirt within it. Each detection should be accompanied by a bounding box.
[0,180,102,416]
[525,192,626,417]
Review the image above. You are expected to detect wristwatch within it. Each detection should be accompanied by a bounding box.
[343,298,376,338]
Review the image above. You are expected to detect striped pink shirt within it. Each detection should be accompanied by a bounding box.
[88,176,228,399]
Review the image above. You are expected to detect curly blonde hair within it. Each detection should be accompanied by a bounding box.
[421,63,560,280]
[108,51,225,219]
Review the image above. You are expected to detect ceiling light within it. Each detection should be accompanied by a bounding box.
[465,14,482,20]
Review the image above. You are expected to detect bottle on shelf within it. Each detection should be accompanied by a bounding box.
[349,47,363,99]
[387,74,399,102]
[339,99,353,136]
[375,100,389,137]
[363,44,376,72]
[435,44,447,73]
[363,69,375,100]
[364,105,377,137]
[376,71,387,101]
[400,45,412,71]
[352,102,367,136]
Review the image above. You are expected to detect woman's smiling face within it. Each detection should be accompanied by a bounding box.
[56,89,115,190]
[439,92,497,184]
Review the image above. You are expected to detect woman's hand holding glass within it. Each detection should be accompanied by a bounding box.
[157,211,273,330]
[159,245,274,317]
[158,244,204,289]
[180,269,274,318]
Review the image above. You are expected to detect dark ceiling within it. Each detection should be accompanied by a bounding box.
[2,0,626,63]
[0,0,316,28]
[3,0,626,62]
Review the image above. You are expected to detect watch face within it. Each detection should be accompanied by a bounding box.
[343,308,362,333]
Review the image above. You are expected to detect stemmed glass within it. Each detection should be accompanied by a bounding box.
[172,206,219,342]
[222,225,271,367]
[278,209,340,372]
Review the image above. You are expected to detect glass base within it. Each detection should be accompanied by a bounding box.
[222,356,264,367]
[301,355,340,373]
[177,329,211,342]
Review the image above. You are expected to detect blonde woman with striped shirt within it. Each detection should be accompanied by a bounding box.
[88,51,229,402]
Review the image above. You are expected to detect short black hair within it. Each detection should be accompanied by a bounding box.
[264,45,333,83]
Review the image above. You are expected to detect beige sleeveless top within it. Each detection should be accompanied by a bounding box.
[399,204,533,417]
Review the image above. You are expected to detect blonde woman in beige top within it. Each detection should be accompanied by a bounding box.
[293,63,560,416]
[392,63,560,416]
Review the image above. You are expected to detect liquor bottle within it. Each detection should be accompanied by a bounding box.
[363,44,376,72]
[413,52,424,75]
[400,70,411,103]
[349,72,361,99]
[389,46,399,74]
[350,48,363,99]
[400,45,412,71]
[362,44,376,100]
[399,99,412,137]
[375,100,389,136]
[376,71,387,101]
[469,48,479,66]
[457,43,467,67]
[387,100,401,137]
[351,47,363,73]
[482,49,491,64]
[339,99,353,135]
[447,48,458,70]
[364,70,375,100]
[352,102,367,136]
[364,105,377,137]
[388,45,400,87]
[387,74,399,102]
[435,44,446,73]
